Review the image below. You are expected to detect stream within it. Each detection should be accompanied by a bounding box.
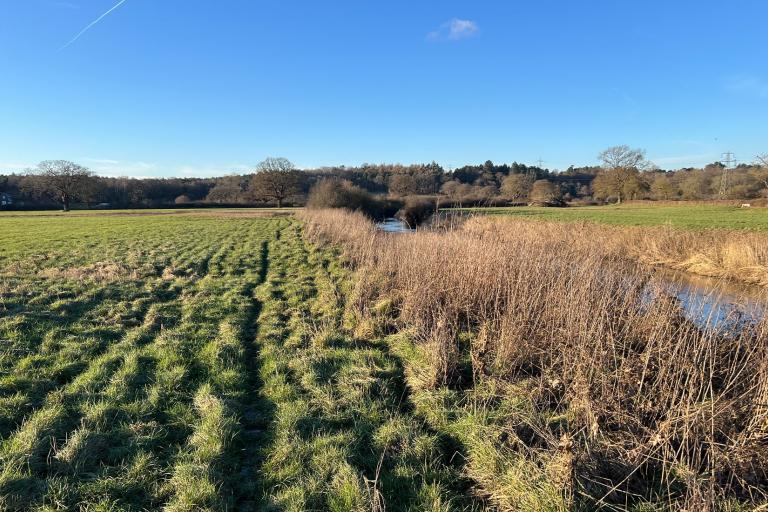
[376,218,414,233]
[652,269,766,333]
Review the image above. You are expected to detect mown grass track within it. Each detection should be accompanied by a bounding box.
[0,212,485,511]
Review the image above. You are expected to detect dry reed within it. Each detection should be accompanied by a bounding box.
[301,208,768,510]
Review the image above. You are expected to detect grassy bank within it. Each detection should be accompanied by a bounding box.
[303,208,768,511]
[449,203,768,230]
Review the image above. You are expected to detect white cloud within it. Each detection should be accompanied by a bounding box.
[726,74,768,98]
[427,19,479,42]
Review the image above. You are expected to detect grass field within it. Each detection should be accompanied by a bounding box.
[3,208,767,511]
[449,203,768,230]
[0,211,481,511]
[0,208,299,218]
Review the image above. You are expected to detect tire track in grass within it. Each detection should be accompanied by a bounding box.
[161,219,284,511]
[251,221,486,511]
[229,235,276,511]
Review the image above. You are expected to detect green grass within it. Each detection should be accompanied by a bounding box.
[249,222,482,511]
[0,210,486,511]
[448,204,768,230]
[0,207,300,217]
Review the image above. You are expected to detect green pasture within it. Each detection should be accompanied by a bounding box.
[449,203,768,230]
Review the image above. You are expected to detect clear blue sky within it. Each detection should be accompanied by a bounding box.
[1,0,766,177]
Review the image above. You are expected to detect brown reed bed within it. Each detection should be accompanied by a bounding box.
[301,208,768,511]
[455,216,768,287]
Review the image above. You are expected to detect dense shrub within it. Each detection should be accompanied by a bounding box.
[307,179,399,219]
[395,198,436,228]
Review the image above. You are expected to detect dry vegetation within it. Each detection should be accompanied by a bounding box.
[456,217,768,286]
[302,208,768,511]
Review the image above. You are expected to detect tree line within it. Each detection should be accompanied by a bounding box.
[2,148,767,210]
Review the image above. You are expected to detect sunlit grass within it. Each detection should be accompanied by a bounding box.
[449,203,768,230]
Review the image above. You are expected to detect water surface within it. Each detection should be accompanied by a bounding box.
[653,269,766,332]
[376,218,414,233]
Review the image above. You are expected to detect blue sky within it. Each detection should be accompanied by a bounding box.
[0,0,766,177]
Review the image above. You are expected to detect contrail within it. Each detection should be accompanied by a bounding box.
[58,0,129,51]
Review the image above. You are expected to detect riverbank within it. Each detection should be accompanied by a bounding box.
[302,207,768,510]
[452,216,768,287]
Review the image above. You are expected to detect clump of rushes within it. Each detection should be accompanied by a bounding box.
[301,208,768,511]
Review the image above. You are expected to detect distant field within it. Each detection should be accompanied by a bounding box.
[0,207,299,218]
[449,204,768,230]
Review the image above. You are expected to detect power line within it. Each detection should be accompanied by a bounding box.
[719,151,736,197]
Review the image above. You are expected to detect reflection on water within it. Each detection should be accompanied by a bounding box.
[376,218,414,233]
[651,269,766,333]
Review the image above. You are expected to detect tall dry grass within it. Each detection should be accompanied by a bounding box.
[458,216,768,286]
[301,208,768,510]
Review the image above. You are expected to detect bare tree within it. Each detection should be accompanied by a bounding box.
[249,157,303,207]
[500,173,534,202]
[596,145,651,204]
[27,160,95,211]
[756,155,768,189]
[529,179,562,205]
